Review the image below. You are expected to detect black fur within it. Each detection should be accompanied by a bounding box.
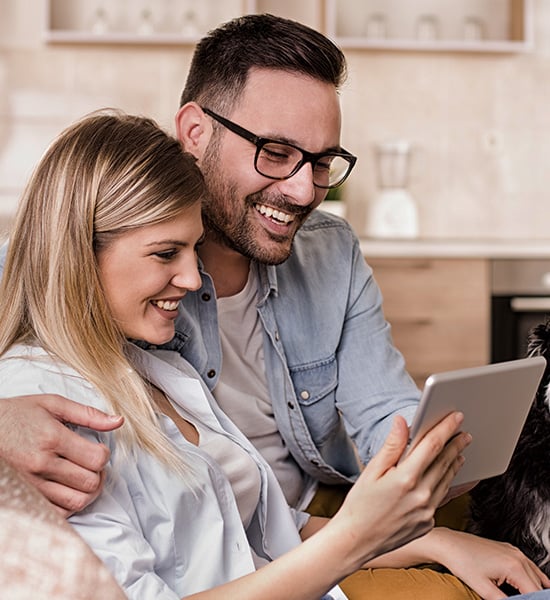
[468,320,550,576]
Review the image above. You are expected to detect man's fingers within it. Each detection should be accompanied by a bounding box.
[54,426,112,473]
[22,469,106,516]
[36,453,105,494]
[42,394,123,432]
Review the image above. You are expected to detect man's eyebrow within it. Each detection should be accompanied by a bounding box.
[263,133,342,154]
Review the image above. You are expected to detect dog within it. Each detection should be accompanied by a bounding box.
[467,319,550,577]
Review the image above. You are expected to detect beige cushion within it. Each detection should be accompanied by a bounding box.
[0,459,125,600]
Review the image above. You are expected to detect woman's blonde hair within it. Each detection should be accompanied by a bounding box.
[0,110,205,475]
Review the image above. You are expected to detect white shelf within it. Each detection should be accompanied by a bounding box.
[43,0,534,53]
[326,0,533,53]
[43,0,247,46]
[331,38,533,53]
[43,30,202,45]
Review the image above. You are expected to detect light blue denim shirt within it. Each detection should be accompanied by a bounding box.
[147,210,420,486]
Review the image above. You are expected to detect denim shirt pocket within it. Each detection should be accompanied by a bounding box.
[289,355,339,444]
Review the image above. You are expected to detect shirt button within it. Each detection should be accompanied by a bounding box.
[287,401,295,410]
[201,292,211,301]
[300,390,310,401]
[207,369,216,378]
[274,330,280,341]
[311,459,320,466]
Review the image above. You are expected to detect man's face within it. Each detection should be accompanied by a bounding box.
[199,68,342,265]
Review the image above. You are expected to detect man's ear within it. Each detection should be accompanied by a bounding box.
[175,102,212,161]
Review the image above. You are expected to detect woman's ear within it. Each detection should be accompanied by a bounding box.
[175,102,212,161]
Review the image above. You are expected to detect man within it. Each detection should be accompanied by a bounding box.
[0,14,548,600]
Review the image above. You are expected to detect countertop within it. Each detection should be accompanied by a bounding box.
[359,237,550,259]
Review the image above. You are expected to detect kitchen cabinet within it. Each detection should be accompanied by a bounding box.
[42,0,319,45]
[43,0,532,53]
[368,257,490,388]
[326,0,533,52]
[43,0,247,44]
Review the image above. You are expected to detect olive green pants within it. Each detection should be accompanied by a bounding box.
[306,485,481,600]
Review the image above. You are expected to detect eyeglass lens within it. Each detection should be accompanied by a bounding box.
[257,141,351,188]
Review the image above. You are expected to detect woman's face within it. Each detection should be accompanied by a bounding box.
[96,203,203,345]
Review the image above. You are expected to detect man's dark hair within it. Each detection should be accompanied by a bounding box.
[179,13,347,114]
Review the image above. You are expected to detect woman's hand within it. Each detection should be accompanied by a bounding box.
[331,411,470,568]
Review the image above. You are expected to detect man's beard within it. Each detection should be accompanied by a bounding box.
[200,152,312,266]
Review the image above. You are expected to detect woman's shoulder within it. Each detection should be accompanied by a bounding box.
[0,344,108,411]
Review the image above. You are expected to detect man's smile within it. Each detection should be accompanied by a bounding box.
[254,202,294,224]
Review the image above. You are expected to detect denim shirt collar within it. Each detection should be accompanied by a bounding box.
[257,262,279,304]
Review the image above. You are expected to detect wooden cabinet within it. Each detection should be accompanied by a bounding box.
[44,0,533,53]
[368,257,490,388]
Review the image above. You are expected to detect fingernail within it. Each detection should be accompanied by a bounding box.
[455,412,465,424]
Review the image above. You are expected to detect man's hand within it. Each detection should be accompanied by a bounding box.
[0,395,123,516]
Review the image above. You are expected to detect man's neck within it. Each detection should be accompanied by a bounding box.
[198,237,251,298]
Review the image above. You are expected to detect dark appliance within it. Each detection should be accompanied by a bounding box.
[491,259,550,363]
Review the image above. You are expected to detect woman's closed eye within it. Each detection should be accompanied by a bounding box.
[153,249,179,261]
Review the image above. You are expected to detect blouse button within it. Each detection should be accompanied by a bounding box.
[300,390,310,401]
[207,369,216,378]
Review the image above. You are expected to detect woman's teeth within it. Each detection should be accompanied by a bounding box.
[255,203,293,224]
[152,300,179,311]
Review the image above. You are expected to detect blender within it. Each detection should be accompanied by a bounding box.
[365,140,419,238]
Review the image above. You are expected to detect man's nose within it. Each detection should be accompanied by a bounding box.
[274,163,317,207]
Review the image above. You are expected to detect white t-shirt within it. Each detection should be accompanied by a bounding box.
[195,419,260,529]
[214,265,307,508]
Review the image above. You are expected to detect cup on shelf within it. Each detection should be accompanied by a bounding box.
[138,7,155,35]
[90,6,109,35]
[463,16,485,41]
[416,14,439,41]
[181,9,200,37]
[364,13,387,39]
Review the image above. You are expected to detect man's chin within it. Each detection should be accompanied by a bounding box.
[246,241,293,265]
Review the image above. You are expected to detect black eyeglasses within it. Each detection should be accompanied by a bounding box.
[202,107,357,189]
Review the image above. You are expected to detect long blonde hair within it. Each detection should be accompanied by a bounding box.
[0,110,205,475]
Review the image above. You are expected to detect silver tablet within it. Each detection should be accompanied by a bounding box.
[404,356,546,486]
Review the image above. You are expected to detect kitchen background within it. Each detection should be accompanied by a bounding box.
[1,0,549,383]
[1,0,549,242]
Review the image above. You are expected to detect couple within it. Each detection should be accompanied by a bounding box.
[0,14,548,600]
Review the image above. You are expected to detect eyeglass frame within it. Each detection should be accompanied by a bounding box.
[201,107,357,189]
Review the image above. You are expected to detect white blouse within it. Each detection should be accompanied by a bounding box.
[0,344,318,599]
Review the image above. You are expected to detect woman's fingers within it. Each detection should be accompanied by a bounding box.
[363,415,410,478]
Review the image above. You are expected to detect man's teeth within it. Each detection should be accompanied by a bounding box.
[255,204,293,224]
[152,300,179,311]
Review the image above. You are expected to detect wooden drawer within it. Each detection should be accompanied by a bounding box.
[367,258,490,387]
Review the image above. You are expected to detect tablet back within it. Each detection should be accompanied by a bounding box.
[408,356,546,486]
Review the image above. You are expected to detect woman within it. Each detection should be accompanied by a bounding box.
[0,110,469,599]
